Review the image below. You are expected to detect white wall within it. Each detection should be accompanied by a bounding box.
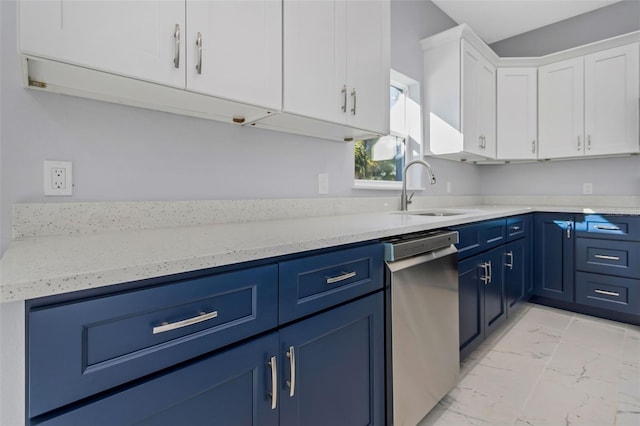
[0,0,483,255]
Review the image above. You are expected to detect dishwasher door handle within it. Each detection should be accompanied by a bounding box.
[385,245,458,272]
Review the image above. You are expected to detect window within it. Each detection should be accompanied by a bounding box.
[354,71,421,190]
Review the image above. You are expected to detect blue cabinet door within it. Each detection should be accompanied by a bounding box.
[458,254,485,359]
[506,237,531,315]
[279,292,384,426]
[534,214,575,302]
[484,247,506,336]
[35,333,280,426]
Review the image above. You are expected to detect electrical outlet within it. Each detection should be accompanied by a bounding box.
[44,160,73,196]
[583,182,593,195]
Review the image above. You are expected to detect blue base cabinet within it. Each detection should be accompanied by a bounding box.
[28,243,385,426]
[35,293,384,426]
[454,215,532,360]
[533,214,574,302]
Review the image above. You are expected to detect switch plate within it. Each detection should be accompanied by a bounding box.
[318,173,329,194]
[446,181,452,193]
[44,160,73,196]
[583,182,593,195]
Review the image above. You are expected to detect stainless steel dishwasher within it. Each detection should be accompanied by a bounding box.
[384,230,459,426]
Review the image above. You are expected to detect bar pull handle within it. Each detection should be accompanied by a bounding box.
[532,139,536,153]
[594,254,620,261]
[341,85,347,113]
[577,135,582,151]
[594,289,620,297]
[268,356,277,410]
[595,225,621,231]
[510,225,521,232]
[506,251,514,270]
[351,88,357,115]
[488,260,492,283]
[326,271,356,284]
[173,24,181,68]
[286,346,296,397]
[480,262,490,285]
[195,32,203,75]
[587,134,591,150]
[152,310,218,334]
[566,222,572,239]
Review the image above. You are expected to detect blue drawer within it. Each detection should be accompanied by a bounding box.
[576,272,639,316]
[453,219,506,259]
[576,238,640,279]
[279,244,384,324]
[29,265,278,417]
[506,214,532,242]
[575,215,640,241]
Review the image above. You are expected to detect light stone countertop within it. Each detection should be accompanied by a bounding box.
[1,202,639,303]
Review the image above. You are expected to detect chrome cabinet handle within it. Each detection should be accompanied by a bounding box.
[594,289,620,297]
[173,24,180,68]
[480,262,490,284]
[595,225,621,231]
[587,135,591,150]
[350,88,357,115]
[268,356,277,410]
[510,225,521,232]
[566,222,572,239]
[326,271,356,284]
[488,261,492,283]
[341,85,347,113]
[152,310,218,334]
[195,32,203,75]
[506,251,514,270]
[594,254,620,261]
[532,139,536,153]
[577,136,581,150]
[286,346,296,397]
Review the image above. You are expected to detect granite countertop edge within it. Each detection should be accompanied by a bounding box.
[1,204,638,303]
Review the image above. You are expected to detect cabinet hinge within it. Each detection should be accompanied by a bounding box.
[28,79,47,89]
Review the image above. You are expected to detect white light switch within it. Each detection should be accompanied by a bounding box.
[318,173,329,194]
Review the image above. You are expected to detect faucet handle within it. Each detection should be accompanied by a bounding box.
[407,192,414,205]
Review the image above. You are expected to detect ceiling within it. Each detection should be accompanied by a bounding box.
[431,0,623,44]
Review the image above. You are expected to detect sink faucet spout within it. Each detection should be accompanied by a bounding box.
[400,160,437,211]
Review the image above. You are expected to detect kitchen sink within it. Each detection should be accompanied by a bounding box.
[391,209,479,216]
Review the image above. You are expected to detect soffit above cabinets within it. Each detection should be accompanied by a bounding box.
[432,0,623,44]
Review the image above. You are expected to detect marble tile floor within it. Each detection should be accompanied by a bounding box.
[420,302,640,426]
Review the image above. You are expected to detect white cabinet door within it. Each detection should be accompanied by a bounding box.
[584,43,640,156]
[186,0,281,110]
[19,0,185,88]
[497,68,537,160]
[461,41,494,158]
[538,57,585,159]
[283,0,389,137]
[283,0,346,124]
[461,41,482,156]
[477,56,496,158]
[345,0,390,135]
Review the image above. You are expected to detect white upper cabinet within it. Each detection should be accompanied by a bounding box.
[538,57,585,159]
[282,0,390,138]
[496,68,537,160]
[185,0,281,110]
[19,0,186,88]
[539,43,639,159]
[584,43,640,156]
[422,31,497,161]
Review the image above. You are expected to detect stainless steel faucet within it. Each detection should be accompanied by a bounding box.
[400,160,437,211]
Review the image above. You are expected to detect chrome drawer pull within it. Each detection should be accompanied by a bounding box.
[341,85,347,113]
[195,32,203,74]
[594,254,620,261]
[152,310,218,334]
[595,225,621,231]
[326,271,356,284]
[510,226,521,231]
[286,346,296,397]
[268,356,278,410]
[594,289,620,297]
[480,262,490,285]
